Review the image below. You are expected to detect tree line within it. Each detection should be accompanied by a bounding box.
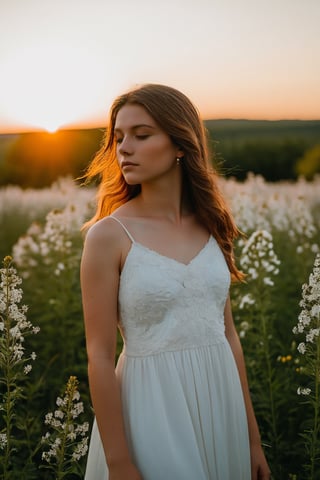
[0,120,319,187]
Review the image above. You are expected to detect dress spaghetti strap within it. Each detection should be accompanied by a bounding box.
[109,216,135,243]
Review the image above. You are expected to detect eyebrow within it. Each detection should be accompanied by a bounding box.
[114,124,156,133]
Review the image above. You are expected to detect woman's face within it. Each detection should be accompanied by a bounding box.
[114,104,182,185]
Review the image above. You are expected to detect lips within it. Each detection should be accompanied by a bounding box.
[121,161,138,168]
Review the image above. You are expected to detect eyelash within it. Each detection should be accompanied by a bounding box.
[136,135,149,140]
[115,134,150,144]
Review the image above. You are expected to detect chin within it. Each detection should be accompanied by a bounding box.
[123,174,141,185]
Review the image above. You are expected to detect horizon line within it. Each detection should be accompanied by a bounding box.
[1,117,320,135]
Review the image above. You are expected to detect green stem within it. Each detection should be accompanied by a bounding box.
[256,274,279,473]
[309,321,320,479]
[56,379,76,479]
[3,261,13,479]
[260,305,278,450]
[261,308,278,443]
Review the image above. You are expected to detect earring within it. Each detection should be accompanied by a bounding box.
[176,157,181,165]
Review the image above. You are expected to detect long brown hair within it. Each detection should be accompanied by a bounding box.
[82,83,244,281]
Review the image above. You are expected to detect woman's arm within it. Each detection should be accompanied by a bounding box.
[224,295,271,480]
[81,219,142,480]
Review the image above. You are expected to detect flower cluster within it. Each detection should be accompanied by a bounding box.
[0,256,39,374]
[12,203,85,277]
[0,176,92,226]
[240,229,280,290]
[0,256,40,474]
[220,174,319,254]
[293,253,320,361]
[297,387,312,396]
[41,376,89,471]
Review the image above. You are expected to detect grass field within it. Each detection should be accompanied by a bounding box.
[1,174,320,478]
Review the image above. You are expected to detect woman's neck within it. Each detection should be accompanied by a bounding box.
[135,180,191,222]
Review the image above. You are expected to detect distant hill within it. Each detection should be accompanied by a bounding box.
[205,119,320,146]
[204,119,320,181]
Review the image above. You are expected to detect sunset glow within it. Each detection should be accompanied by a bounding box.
[0,0,319,133]
[0,39,105,132]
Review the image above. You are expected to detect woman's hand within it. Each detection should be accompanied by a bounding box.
[109,460,143,480]
[250,443,271,480]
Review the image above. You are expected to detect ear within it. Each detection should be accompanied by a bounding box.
[176,147,184,158]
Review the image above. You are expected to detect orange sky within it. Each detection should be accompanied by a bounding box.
[0,0,319,133]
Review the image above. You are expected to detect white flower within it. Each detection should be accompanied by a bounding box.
[239,294,255,310]
[298,310,311,328]
[54,410,64,420]
[51,418,63,428]
[297,342,306,354]
[75,422,89,436]
[11,343,25,361]
[306,328,320,343]
[45,412,53,425]
[56,396,65,407]
[71,402,84,419]
[9,325,24,340]
[297,387,311,396]
[247,267,258,280]
[41,432,51,443]
[73,391,80,402]
[311,304,320,317]
[24,364,32,374]
[0,433,7,450]
[240,230,280,284]
[67,430,77,441]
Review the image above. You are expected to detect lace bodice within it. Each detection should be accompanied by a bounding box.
[114,218,231,357]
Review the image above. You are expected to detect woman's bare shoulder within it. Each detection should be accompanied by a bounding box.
[83,216,127,261]
[85,216,119,241]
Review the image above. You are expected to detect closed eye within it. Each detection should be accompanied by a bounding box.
[135,135,150,140]
[115,135,149,143]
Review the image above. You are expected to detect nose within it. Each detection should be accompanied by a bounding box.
[118,135,133,156]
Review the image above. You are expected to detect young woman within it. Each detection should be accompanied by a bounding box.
[81,84,271,480]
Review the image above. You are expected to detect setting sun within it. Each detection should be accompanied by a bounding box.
[44,124,59,134]
[0,37,107,132]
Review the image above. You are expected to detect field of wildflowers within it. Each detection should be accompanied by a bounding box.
[0,174,319,479]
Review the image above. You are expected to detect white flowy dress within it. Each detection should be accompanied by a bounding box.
[84,217,251,480]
